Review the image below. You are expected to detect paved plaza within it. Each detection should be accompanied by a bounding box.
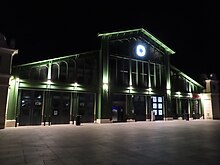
[0,120,220,165]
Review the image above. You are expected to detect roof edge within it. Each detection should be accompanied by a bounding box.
[0,47,18,56]
[98,28,175,55]
[171,65,204,88]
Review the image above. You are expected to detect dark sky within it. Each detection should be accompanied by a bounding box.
[1,1,220,80]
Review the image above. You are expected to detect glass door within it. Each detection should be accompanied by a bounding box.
[19,90,43,126]
[50,92,70,124]
[151,96,164,120]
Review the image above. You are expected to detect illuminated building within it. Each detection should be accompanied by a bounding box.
[0,33,18,129]
[5,28,207,127]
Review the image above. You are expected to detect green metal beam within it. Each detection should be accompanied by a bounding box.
[98,28,175,55]
[170,65,204,88]
[13,50,99,68]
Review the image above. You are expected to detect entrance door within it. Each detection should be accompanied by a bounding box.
[50,92,70,124]
[133,95,146,121]
[192,99,201,119]
[19,90,43,126]
[151,96,164,120]
[111,94,126,122]
[77,93,95,123]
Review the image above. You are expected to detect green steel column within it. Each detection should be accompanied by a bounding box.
[44,91,51,124]
[44,61,52,125]
[16,90,21,126]
[147,96,152,120]
[136,61,138,85]
[68,92,78,124]
[97,36,110,123]
[141,62,144,86]
[187,98,190,115]
[73,92,78,120]
[6,77,19,121]
[178,98,181,117]
[69,92,73,123]
[153,63,156,87]
[165,53,172,118]
[148,62,151,88]
[129,59,132,86]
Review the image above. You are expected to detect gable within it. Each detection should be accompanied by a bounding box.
[98,28,175,55]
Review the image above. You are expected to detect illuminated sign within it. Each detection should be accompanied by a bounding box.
[136,44,146,57]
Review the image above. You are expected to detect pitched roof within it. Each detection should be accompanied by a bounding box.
[98,28,175,55]
[170,65,204,88]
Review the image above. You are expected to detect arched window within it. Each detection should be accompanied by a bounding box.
[51,63,59,82]
[59,61,68,82]
[39,66,48,81]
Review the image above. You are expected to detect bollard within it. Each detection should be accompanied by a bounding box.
[76,115,81,126]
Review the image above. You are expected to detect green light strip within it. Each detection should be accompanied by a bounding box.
[170,65,204,88]
[140,29,175,54]
[98,28,175,55]
[13,50,99,67]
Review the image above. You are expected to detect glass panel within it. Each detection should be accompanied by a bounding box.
[131,60,137,86]
[158,97,162,102]
[153,103,157,109]
[60,62,67,82]
[51,64,59,81]
[34,91,43,107]
[19,90,43,126]
[152,96,157,102]
[30,67,40,80]
[39,66,48,81]
[51,92,70,124]
[159,110,163,115]
[109,58,117,86]
[158,103,162,109]
[67,61,76,83]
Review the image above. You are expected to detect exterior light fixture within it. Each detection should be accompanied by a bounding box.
[103,83,108,91]
[188,93,192,98]
[147,87,153,94]
[176,91,181,97]
[136,44,146,57]
[166,89,171,95]
[46,79,52,88]
[147,87,152,92]
[128,86,133,93]
[46,79,52,85]
[73,82,79,90]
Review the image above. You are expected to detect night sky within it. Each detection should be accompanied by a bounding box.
[1,1,220,81]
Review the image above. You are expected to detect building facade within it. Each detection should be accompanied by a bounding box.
[0,33,18,129]
[6,28,205,127]
[200,74,220,120]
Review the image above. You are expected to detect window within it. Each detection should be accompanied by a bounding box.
[51,64,59,81]
[117,58,129,86]
[131,60,137,86]
[152,96,163,117]
[39,66,48,81]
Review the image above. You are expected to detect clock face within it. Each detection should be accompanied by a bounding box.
[136,44,146,57]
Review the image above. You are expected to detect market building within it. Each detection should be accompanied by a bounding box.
[5,28,209,127]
